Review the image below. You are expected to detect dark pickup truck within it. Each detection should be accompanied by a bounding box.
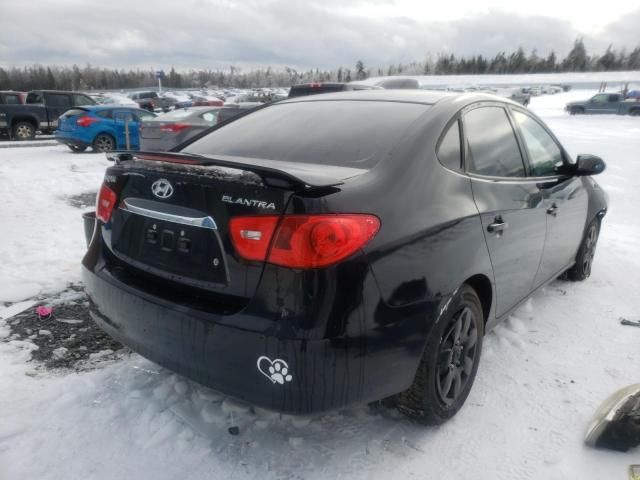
[566,93,640,116]
[0,90,96,140]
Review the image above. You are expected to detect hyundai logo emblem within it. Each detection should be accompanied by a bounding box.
[151,179,174,199]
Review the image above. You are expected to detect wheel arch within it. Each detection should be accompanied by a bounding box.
[11,115,38,130]
[463,274,492,326]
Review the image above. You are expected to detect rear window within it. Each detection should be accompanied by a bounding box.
[216,108,244,123]
[183,101,430,168]
[2,94,21,105]
[288,84,345,98]
[26,92,43,104]
[45,94,72,107]
[61,108,88,118]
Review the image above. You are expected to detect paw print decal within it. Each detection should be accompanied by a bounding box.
[257,356,293,385]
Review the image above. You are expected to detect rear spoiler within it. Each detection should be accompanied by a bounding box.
[106,151,367,191]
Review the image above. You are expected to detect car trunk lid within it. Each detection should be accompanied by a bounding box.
[103,151,366,302]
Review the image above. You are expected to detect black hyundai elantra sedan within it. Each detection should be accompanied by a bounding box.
[83,90,607,424]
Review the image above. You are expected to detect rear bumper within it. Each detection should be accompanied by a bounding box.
[82,259,428,414]
[56,133,91,149]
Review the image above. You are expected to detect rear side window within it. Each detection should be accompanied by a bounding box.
[26,92,43,104]
[2,94,20,105]
[437,120,462,171]
[216,108,242,123]
[512,111,564,177]
[96,110,112,119]
[184,101,430,168]
[46,94,72,107]
[464,106,525,178]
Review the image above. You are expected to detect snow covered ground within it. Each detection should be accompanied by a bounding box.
[1,91,639,479]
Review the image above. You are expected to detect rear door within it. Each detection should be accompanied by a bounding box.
[463,103,547,318]
[113,109,137,149]
[43,93,73,128]
[132,110,155,147]
[510,108,588,286]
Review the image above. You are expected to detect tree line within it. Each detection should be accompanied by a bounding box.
[0,39,638,91]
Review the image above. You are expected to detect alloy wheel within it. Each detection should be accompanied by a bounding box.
[582,224,598,276]
[94,135,114,152]
[436,306,479,406]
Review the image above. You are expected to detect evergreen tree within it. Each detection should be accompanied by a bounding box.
[563,38,589,71]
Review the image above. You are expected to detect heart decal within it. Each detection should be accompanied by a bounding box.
[257,356,293,385]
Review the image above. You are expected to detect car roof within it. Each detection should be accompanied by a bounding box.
[30,90,83,94]
[278,89,516,107]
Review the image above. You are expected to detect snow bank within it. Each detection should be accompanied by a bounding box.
[0,147,109,302]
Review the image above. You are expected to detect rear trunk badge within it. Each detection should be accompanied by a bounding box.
[257,356,293,385]
[151,179,174,199]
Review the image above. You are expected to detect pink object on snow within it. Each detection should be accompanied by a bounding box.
[36,306,53,319]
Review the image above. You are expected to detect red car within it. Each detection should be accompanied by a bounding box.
[191,95,224,107]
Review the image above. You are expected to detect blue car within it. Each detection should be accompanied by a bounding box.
[56,105,156,153]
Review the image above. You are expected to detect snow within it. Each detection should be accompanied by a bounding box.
[1,90,640,479]
[0,147,109,302]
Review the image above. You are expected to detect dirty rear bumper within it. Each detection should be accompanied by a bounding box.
[82,263,426,414]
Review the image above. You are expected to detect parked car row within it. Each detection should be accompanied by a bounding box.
[53,102,263,153]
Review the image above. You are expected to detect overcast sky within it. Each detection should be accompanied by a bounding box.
[1,0,638,71]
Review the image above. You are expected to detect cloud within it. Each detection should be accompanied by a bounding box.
[0,1,636,70]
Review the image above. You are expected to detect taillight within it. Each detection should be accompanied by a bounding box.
[229,214,380,268]
[96,184,117,223]
[76,115,99,127]
[160,123,190,133]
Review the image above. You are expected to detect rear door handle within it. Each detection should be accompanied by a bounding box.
[547,203,558,216]
[487,218,508,234]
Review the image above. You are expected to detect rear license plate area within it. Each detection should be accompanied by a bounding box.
[112,212,228,287]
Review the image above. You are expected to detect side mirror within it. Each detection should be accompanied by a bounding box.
[575,154,606,176]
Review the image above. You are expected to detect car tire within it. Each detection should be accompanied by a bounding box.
[566,219,600,281]
[68,145,87,153]
[92,134,115,153]
[12,121,36,140]
[570,107,584,115]
[630,109,640,117]
[395,284,484,425]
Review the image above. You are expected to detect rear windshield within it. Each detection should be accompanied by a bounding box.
[183,100,430,168]
[288,84,345,98]
[60,108,88,117]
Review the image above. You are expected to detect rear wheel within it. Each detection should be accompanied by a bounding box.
[68,145,87,153]
[566,219,600,281]
[92,134,115,152]
[630,109,640,117]
[12,121,36,140]
[395,284,484,424]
